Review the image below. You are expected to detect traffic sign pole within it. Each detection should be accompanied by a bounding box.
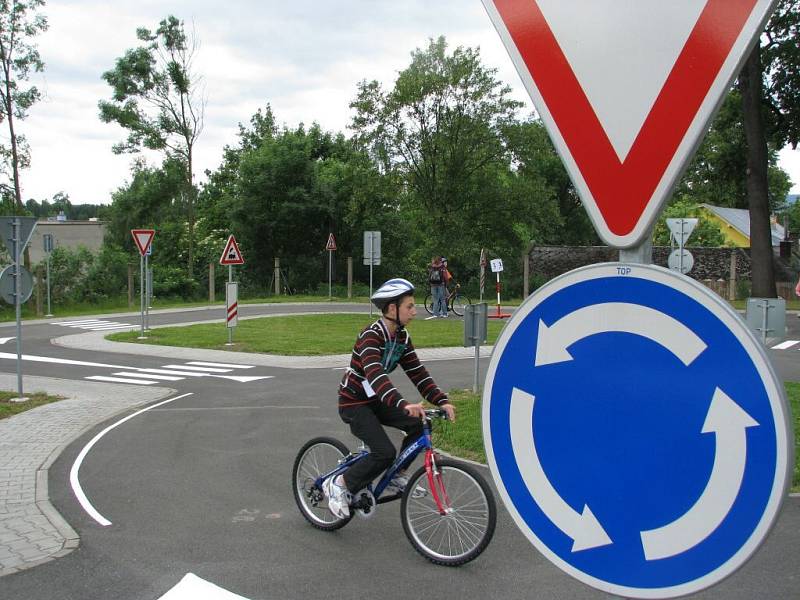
[14,219,23,400]
[227,265,233,345]
[138,254,145,339]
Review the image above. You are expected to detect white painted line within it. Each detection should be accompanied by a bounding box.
[158,573,251,600]
[162,364,232,373]
[136,368,209,377]
[52,319,107,325]
[186,361,255,369]
[771,340,800,350]
[70,392,193,526]
[0,351,126,369]
[155,405,318,411]
[86,376,158,385]
[85,324,135,330]
[113,372,184,381]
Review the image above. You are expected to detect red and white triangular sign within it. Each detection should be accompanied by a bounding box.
[482,0,778,248]
[131,229,155,257]
[220,234,245,265]
[325,233,337,251]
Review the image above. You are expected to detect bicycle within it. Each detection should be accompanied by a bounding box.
[424,283,471,317]
[292,408,496,566]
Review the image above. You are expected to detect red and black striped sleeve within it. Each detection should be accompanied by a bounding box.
[399,332,449,406]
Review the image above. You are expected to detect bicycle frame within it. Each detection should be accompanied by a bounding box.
[314,415,450,513]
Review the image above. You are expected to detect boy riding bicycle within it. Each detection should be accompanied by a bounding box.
[324,278,456,518]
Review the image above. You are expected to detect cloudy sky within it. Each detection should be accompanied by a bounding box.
[14,0,800,206]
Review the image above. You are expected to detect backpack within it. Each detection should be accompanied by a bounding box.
[429,266,443,284]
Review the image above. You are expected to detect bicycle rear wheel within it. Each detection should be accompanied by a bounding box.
[424,294,434,316]
[400,459,496,566]
[451,293,470,317]
[292,437,353,530]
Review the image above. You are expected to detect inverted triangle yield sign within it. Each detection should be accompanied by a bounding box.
[482,0,778,248]
[131,229,155,257]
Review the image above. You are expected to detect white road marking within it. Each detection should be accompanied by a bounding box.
[158,573,251,599]
[113,371,184,381]
[86,376,158,385]
[85,324,136,331]
[70,392,193,526]
[0,337,15,344]
[135,368,209,377]
[162,364,232,373]
[186,361,255,369]
[772,340,800,350]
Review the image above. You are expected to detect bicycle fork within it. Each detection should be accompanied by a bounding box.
[424,449,452,515]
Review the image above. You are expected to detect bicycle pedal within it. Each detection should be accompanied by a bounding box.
[411,486,428,499]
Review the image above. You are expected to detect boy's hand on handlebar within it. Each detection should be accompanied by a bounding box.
[404,403,426,419]
[441,403,456,422]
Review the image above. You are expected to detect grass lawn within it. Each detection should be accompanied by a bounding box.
[108,313,507,355]
[435,386,800,494]
[0,391,65,419]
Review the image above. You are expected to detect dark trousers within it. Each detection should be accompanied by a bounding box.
[339,402,423,493]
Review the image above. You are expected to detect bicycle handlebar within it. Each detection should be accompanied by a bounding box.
[424,408,449,420]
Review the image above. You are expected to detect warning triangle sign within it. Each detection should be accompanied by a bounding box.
[220,234,245,265]
[481,0,778,247]
[131,229,155,257]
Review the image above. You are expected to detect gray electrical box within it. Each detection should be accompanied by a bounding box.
[464,303,489,347]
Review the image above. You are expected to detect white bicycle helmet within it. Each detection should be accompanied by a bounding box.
[371,278,415,311]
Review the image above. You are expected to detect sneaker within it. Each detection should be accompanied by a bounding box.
[323,476,350,519]
[385,474,409,494]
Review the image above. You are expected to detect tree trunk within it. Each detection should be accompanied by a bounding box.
[186,154,194,280]
[739,44,776,298]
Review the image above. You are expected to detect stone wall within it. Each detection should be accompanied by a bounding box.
[527,246,798,300]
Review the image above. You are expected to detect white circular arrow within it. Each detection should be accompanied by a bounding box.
[509,387,613,552]
[534,302,707,367]
[640,387,759,560]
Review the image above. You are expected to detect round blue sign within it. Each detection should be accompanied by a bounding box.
[483,263,792,598]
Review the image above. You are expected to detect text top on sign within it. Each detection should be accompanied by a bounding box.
[481,0,778,248]
[131,229,155,257]
[220,234,245,265]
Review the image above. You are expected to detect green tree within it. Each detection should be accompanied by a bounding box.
[652,199,727,247]
[350,36,522,236]
[0,0,47,211]
[99,15,204,278]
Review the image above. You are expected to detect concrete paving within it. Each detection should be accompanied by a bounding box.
[0,375,174,577]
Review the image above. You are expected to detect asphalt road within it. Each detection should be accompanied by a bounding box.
[0,303,798,600]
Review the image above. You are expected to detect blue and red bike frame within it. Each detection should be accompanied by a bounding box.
[315,412,451,513]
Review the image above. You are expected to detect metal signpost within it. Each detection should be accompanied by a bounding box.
[0,217,37,400]
[220,234,245,345]
[479,247,487,302]
[43,233,54,316]
[464,303,489,393]
[131,229,155,339]
[480,1,788,597]
[489,258,511,319]
[667,218,698,275]
[363,231,381,317]
[326,233,337,299]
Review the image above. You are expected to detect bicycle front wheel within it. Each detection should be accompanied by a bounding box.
[292,437,353,531]
[451,293,470,317]
[401,459,496,566]
[424,294,434,316]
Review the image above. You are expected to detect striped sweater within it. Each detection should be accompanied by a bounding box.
[338,319,448,410]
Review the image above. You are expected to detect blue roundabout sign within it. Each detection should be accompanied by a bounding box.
[483,263,793,598]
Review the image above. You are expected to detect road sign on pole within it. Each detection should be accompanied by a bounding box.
[481,0,779,248]
[131,229,155,257]
[482,263,792,598]
[220,234,245,265]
